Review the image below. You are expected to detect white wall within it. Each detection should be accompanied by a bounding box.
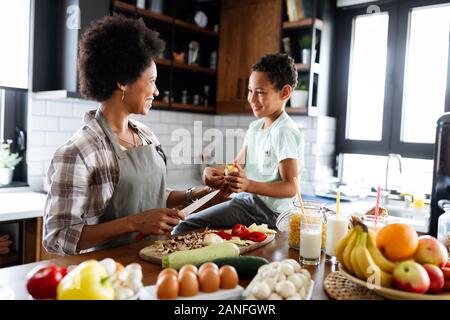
[27,98,336,194]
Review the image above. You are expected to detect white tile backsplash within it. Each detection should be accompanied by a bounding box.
[46,101,73,117]
[27,98,336,195]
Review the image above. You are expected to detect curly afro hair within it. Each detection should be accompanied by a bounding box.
[251,53,298,91]
[78,14,165,101]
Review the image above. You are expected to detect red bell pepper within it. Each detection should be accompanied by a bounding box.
[213,231,233,240]
[231,224,250,239]
[247,231,267,242]
[26,264,68,299]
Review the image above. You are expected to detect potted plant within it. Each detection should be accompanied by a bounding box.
[298,35,312,64]
[0,140,22,186]
[290,80,308,108]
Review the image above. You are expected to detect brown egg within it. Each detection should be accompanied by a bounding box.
[219,265,239,289]
[157,268,178,282]
[198,262,219,274]
[179,264,198,277]
[198,268,220,293]
[156,274,179,300]
[178,271,199,297]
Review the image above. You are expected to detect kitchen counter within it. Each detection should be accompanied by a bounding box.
[0,192,47,222]
[0,231,335,300]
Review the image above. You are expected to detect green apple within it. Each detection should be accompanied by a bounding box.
[57,260,114,300]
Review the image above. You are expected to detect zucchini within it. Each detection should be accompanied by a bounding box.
[211,256,269,278]
[162,242,240,269]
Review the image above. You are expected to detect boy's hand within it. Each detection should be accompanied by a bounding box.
[225,163,250,193]
[203,167,225,188]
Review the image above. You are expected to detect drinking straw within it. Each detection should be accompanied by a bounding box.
[293,177,307,223]
[374,186,381,225]
[336,191,340,220]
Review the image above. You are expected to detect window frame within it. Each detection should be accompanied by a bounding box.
[335,0,450,160]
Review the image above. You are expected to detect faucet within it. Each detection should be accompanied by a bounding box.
[384,153,403,204]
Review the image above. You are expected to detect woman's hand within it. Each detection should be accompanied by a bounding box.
[131,208,185,235]
[225,163,251,193]
[203,167,225,188]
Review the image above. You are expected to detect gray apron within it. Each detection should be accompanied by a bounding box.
[93,109,167,250]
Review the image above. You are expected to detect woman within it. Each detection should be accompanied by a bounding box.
[43,15,213,255]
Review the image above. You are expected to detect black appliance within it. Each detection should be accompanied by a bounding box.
[430,112,450,236]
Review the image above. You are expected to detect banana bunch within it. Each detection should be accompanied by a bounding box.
[335,223,396,288]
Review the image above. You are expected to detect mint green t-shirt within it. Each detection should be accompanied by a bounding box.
[243,111,304,214]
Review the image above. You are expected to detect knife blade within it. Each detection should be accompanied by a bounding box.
[135,189,220,240]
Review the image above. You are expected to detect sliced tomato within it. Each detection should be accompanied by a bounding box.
[213,231,233,240]
[231,224,250,239]
[247,231,267,242]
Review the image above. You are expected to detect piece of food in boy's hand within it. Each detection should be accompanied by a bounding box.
[224,163,239,176]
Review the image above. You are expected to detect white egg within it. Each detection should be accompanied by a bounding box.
[269,261,280,270]
[297,273,310,287]
[264,278,278,291]
[267,293,283,300]
[278,263,295,276]
[261,268,278,279]
[252,282,272,300]
[298,286,307,299]
[299,268,311,280]
[287,274,304,291]
[257,264,272,275]
[126,269,143,282]
[282,259,302,272]
[100,258,117,276]
[125,263,142,272]
[115,286,135,300]
[275,280,296,299]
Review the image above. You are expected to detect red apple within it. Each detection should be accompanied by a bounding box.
[445,261,450,268]
[392,261,430,294]
[444,280,450,292]
[413,236,448,267]
[423,264,445,293]
[442,267,450,280]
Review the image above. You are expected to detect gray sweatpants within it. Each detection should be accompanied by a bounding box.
[172,192,279,235]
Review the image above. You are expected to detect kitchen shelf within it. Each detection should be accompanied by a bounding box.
[155,58,216,75]
[296,63,309,71]
[151,100,169,109]
[285,107,308,114]
[283,18,323,30]
[172,102,215,113]
[113,1,218,37]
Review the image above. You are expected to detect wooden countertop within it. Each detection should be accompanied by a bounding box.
[0,231,335,300]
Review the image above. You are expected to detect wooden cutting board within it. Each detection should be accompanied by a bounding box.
[138,233,276,265]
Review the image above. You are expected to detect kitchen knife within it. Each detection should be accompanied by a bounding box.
[135,189,220,240]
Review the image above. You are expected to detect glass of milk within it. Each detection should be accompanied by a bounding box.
[299,213,323,266]
[362,215,387,234]
[325,213,349,264]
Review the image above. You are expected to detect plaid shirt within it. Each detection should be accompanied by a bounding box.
[43,110,167,255]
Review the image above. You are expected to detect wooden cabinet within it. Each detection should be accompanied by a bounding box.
[216,0,282,114]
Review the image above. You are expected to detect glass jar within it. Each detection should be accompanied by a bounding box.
[438,205,450,253]
[276,200,326,250]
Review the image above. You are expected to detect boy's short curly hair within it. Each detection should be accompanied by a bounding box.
[78,14,165,101]
[251,53,298,91]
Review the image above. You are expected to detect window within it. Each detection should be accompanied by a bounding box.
[337,0,450,158]
[0,0,31,89]
[346,13,389,141]
[401,4,450,143]
[335,0,450,194]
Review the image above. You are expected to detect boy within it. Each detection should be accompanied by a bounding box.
[173,53,304,234]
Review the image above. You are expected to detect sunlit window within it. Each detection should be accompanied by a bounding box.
[346,13,389,141]
[0,0,31,89]
[401,4,450,143]
[341,153,433,195]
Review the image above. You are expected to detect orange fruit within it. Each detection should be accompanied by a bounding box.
[376,223,419,261]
